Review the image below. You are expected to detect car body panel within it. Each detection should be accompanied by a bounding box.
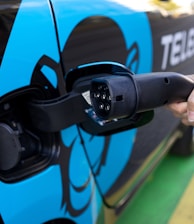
[51,0,153,206]
[0,1,103,223]
[1,0,194,223]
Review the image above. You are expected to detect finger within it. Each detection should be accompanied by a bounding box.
[167,102,187,116]
[177,111,194,126]
[181,117,194,126]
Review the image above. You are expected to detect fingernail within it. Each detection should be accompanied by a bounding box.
[188,111,194,122]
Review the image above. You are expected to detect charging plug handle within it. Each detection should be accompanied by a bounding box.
[90,72,194,120]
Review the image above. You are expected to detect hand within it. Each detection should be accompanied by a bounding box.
[167,74,194,126]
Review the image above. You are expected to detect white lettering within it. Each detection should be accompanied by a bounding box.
[186,28,194,58]
[160,27,194,70]
[180,31,187,61]
[161,34,173,70]
[170,31,182,66]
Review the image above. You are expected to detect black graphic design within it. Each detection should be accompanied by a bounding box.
[62,16,140,74]
[58,137,94,216]
[0,214,4,224]
[90,135,111,176]
[126,42,140,73]
[44,219,75,224]
[32,57,94,217]
[29,15,141,217]
[0,1,21,65]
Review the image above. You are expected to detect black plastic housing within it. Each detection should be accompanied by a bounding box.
[91,72,194,120]
[91,75,137,120]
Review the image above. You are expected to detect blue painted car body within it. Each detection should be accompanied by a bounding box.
[0,1,194,223]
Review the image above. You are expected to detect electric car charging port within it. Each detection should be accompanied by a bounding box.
[0,87,59,183]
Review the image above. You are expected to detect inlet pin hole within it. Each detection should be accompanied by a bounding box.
[116,95,123,101]
[164,77,170,84]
